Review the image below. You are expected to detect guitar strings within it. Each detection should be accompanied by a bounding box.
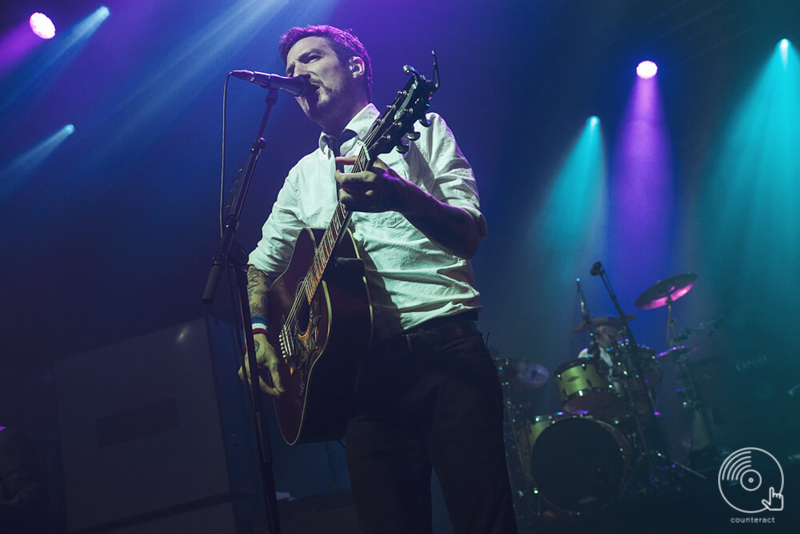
[280,110,392,351]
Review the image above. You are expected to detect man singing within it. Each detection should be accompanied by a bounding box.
[241,25,517,534]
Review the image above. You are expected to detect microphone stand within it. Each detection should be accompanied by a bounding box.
[590,263,672,492]
[203,88,282,534]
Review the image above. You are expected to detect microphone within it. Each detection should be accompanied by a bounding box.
[230,70,311,97]
[576,278,590,321]
[590,261,603,276]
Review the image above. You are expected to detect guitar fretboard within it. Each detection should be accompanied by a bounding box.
[283,147,372,334]
[304,147,371,299]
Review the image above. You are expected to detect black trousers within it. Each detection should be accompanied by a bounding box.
[345,314,518,534]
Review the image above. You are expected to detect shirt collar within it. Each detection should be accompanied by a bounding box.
[318,103,381,155]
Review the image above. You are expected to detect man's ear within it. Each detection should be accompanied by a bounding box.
[349,56,365,78]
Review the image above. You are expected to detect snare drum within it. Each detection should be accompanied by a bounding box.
[555,358,614,413]
[523,413,631,514]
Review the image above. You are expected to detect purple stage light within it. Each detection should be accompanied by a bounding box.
[636,60,658,79]
[0,21,41,74]
[30,12,56,39]
[610,68,674,304]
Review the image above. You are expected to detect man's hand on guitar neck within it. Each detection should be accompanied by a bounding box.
[334,155,484,259]
[238,333,285,397]
[334,156,412,213]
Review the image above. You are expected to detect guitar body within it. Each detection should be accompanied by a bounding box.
[267,227,373,445]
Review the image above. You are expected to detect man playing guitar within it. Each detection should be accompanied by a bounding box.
[240,25,516,534]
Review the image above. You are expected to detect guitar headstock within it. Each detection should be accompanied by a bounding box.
[364,52,440,160]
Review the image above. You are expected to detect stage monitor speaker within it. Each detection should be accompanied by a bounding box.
[54,317,262,533]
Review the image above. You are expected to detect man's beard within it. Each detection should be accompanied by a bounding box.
[304,84,356,132]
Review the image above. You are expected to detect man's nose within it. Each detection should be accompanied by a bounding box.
[293,65,310,79]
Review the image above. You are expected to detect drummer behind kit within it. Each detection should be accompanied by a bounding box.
[506,267,722,518]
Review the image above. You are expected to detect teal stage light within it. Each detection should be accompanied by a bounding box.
[0,124,76,198]
[699,38,800,337]
[532,117,608,281]
[779,38,790,67]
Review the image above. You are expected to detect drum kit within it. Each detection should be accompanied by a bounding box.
[497,269,720,520]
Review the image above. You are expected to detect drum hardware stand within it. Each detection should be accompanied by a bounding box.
[665,293,678,345]
[496,362,540,525]
[501,403,547,528]
[659,294,722,475]
[670,349,721,472]
[664,295,700,355]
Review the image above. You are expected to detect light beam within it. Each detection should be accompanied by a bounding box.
[0,124,76,198]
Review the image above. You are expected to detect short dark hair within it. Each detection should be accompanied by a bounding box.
[279,25,373,101]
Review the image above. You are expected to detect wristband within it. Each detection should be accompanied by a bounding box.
[252,327,267,336]
[251,315,268,330]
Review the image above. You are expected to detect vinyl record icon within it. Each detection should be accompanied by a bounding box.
[718,447,784,513]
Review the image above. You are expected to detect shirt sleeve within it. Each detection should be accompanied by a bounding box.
[247,168,306,288]
[410,113,488,241]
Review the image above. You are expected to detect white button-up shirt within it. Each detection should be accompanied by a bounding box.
[249,104,486,339]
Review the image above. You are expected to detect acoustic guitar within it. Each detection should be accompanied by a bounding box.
[266,61,440,445]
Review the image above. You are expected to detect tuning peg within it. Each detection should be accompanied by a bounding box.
[407,131,420,141]
[418,116,432,128]
[396,141,409,154]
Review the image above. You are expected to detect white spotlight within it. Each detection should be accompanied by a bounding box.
[636,60,658,79]
[30,13,56,40]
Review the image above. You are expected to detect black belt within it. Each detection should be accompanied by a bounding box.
[374,311,481,358]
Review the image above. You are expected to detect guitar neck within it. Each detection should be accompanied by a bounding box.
[299,146,374,304]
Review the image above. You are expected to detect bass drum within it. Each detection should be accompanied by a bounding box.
[530,413,630,514]
[514,413,561,483]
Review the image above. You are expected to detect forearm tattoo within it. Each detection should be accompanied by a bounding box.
[247,266,269,318]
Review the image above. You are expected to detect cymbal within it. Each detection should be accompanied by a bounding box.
[635,273,697,310]
[570,315,636,333]
[494,358,549,390]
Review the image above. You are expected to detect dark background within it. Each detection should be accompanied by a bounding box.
[1,0,799,531]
